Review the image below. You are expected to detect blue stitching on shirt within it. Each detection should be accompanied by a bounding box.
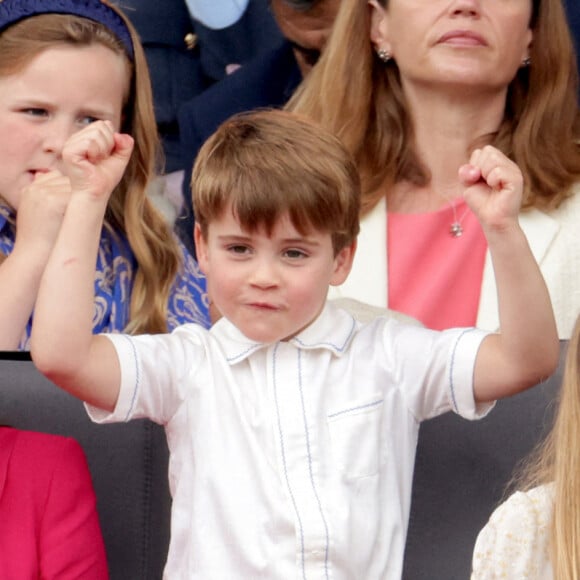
[449,328,474,413]
[272,344,307,580]
[122,335,140,422]
[297,349,331,578]
[292,314,356,353]
[226,344,262,363]
[327,398,383,419]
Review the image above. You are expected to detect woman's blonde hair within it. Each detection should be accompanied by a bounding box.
[514,315,580,579]
[192,109,361,255]
[288,0,580,214]
[0,4,182,334]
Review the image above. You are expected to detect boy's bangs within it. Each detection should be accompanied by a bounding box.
[227,168,339,237]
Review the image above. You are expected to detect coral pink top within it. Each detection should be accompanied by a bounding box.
[0,427,108,579]
[388,199,487,330]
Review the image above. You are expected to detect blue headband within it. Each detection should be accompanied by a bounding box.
[0,0,134,59]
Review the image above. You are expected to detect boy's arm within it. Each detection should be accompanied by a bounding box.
[30,121,134,412]
[460,147,559,403]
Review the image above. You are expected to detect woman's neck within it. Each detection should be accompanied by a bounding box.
[388,84,507,213]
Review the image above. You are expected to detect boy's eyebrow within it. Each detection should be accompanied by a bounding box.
[216,234,252,242]
[216,234,322,247]
[280,237,322,247]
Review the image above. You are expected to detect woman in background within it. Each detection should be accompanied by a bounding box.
[288,0,580,337]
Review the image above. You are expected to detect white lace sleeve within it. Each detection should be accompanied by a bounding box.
[471,486,554,580]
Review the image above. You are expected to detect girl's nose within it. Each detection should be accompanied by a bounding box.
[42,120,74,158]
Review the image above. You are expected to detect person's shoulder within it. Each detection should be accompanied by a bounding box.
[472,485,553,578]
[476,485,553,548]
[497,485,553,520]
[13,428,83,462]
[546,182,580,224]
[178,40,297,130]
[521,184,580,242]
[331,298,423,327]
[119,0,194,43]
[1,428,86,482]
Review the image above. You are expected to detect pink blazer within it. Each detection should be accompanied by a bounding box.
[0,427,108,579]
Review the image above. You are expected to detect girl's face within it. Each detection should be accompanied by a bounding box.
[0,43,129,210]
[369,0,533,94]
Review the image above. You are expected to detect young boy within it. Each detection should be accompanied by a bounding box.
[31,110,559,579]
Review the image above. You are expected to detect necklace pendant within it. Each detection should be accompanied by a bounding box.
[450,222,463,237]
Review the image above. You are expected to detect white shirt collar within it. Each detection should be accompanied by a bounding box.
[210,301,358,364]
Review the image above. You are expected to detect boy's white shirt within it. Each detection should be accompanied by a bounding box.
[87,302,490,579]
[328,188,580,339]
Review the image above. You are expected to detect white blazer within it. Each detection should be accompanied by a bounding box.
[328,188,580,339]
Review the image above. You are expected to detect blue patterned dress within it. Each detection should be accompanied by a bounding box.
[0,204,210,350]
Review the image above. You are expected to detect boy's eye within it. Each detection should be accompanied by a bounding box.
[227,244,251,255]
[283,248,308,259]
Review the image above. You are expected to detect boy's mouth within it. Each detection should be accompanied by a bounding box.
[247,302,280,311]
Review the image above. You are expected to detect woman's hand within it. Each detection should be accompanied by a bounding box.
[458,145,523,233]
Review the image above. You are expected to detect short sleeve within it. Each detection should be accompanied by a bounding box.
[375,320,492,421]
[471,487,553,579]
[86,326,209,425]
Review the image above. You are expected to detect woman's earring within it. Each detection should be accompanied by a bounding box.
[521,55,531,67]
[377,48,392,63]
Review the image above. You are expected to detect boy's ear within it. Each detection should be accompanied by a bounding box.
[330,240,357,286]
[194,223,209,275]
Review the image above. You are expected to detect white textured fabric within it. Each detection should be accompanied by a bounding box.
[328,186,580,339]
[184,0,248,29]
[472,485,554,580]
[88,302,490,579]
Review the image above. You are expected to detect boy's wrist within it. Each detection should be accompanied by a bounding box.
[481,218,523,242]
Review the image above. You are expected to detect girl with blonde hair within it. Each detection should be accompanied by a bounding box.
[288,0,580,338]
[0,0,209,350]
[472,313,580,578]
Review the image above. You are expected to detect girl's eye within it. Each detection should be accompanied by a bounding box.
[23,108,48,118]
[284,249,308,259]
[78,116,99,127]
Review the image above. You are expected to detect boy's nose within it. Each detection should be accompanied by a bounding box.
[249,258,279,288]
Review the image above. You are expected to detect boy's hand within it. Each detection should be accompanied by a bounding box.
[15,170,72,256]
[61,120,134,201]
[458,145,523,232]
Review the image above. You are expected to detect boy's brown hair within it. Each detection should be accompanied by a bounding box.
[192,109,361,254]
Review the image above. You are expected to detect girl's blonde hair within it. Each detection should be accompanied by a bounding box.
[0,5,181,334]
[515,315,580,579]
[287,0,580,215]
